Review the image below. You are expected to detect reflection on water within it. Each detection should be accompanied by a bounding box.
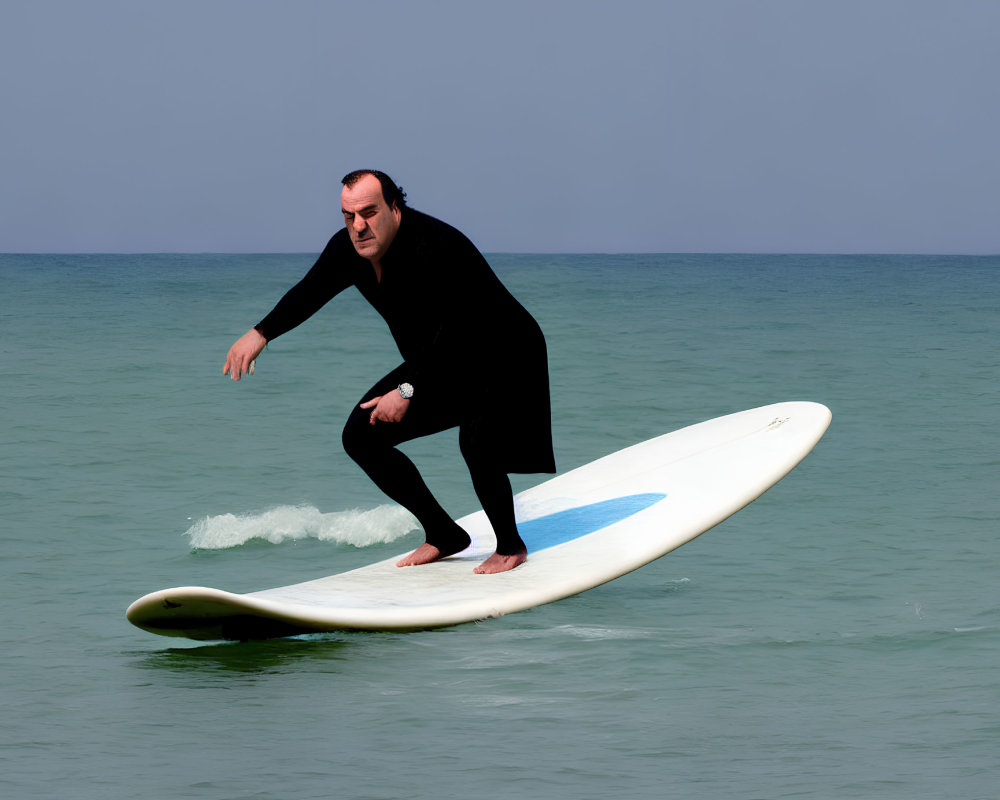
[130,633,365,677]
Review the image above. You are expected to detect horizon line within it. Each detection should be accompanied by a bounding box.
[3,250,999,258]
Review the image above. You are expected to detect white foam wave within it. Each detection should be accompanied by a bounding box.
[184,504,418,550]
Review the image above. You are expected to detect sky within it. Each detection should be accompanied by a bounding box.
[2,0,998,254]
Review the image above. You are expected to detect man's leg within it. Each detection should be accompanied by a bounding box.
[459,422,527,574]
[341,370,470,564]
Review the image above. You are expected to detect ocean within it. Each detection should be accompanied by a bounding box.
[2,252,997,799]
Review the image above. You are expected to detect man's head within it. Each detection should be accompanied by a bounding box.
[342,170,407,212]
[340,170,406,262]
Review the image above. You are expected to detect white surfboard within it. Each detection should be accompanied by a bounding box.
[127,401,831,641]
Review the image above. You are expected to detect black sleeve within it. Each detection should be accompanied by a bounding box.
[254,232,357,342]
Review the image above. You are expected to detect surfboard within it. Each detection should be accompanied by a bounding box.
[127,401,831,641]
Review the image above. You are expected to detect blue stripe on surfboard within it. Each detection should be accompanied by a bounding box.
[518,493,667,552]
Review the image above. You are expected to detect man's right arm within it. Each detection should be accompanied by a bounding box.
[223,327,267,381]
[222,232,356,381]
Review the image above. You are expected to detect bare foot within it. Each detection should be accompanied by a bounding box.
[396,543,444,567]
[396,526,472,567]
[473,551,527,574]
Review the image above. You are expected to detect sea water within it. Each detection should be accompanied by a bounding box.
[1,252,997,799]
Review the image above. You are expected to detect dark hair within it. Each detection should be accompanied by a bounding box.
[341,169,408,211]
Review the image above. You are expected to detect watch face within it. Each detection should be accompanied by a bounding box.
[398,382,414,399]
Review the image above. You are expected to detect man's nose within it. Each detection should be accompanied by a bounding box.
[352,216,368,232]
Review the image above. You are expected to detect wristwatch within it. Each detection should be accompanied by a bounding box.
[397,382,414,400]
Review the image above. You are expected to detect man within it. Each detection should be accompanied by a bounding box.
[223,170,555,574]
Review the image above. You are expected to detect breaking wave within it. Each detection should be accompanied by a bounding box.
[184,504,418,550]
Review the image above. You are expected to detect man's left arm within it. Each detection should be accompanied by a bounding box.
[360,390,410,425]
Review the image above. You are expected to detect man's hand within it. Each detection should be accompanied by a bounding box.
[223,328,267,381]
[360,391,411,425]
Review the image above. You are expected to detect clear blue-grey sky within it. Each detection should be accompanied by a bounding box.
[2,0,998,253]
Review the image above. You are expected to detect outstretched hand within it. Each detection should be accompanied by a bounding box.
[360,392,410,425]
[223,328,267,381]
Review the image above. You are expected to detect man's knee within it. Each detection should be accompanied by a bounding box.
[342,414,373,464]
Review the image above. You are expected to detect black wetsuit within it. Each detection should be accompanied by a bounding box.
[254,209,555,555]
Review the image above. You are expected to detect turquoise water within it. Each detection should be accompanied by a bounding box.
[2,253,997,799]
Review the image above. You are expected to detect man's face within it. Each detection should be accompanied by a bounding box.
[341,174,402,263]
